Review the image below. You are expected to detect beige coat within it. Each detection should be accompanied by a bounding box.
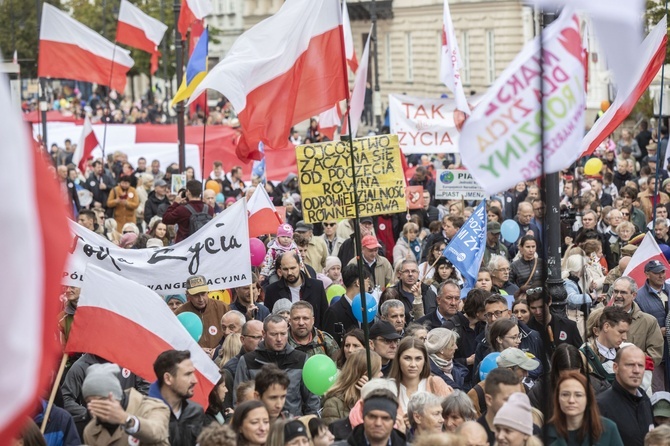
[83,388,170,446]
[348,255,394,290]
[107,185,140,228]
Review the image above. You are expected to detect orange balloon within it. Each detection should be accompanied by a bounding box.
[206,180,221,194]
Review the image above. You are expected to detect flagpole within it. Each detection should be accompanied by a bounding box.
[652,0,668,231]
[201,96,208,185]
[337,9,373,380]
[174,0,186,172]
[100,41,118,164]
[36,0,48,151]
[40,353,68,433]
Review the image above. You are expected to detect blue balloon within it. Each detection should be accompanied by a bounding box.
[661,244,670,261]
[330,295,341,306]
[177,312,203,342]
[352,292,377,323]
[500,220,520,243]
[479,352,501,381]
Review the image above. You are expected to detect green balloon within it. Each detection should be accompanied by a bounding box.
[302,354,338,396]
[326,284,346,304]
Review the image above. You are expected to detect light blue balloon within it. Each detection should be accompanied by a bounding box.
[500,220,520,243]
[479,352,501,381]
[177,312,203,342]
[352,292,377,323]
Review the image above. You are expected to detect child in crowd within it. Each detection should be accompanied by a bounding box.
[259,224,298,283]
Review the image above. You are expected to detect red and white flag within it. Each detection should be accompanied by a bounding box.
[318,103,343,141]
[342,0,358,73]
[622,232,670,288]
[440,0,470,115]
[342,28,372,138]
[116,0,168,74]
[247,186,283,238]
[188,0,348,162]
[178,0,212,36]
[0,72,70,440]
[65,265,221,406]
[72,116,100,174]
[581,16,667,156]
[38,4,134,92]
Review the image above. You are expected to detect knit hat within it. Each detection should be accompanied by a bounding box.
[82,363,123,401]
[284,420,309,443]
[273,298,292,316]
[318,274,333,290]
[323,256,342,274]
[361,378,399,399]
[277,224,294,238]
[425,327,456,354]
[225,197,236,206]
[119,232,137,248]
[164,294,186,304]
[146,238,164,249]
[493,393,534,436]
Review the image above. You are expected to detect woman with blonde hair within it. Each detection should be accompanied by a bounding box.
[321,349,382,424]
[389,337,453,411]
[425,327,469,391]
[393,221,422,264]
[216,333,242,368]
[104,218,121,245]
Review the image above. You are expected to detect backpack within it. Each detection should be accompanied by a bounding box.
[185,204,212,235]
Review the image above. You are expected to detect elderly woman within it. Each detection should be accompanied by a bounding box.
[442,390,478,433]
[407,392,444,441]
[425,328,469,391]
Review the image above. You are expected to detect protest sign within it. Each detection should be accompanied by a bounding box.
[406,185,424,210]
[389,94,462,154]
[296,135,406,223]
[63,199,251,294]
[459,9,585,195]
[443,200,487,290]
[435,169,487,200]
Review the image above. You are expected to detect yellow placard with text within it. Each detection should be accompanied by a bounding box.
[296,135,407,223]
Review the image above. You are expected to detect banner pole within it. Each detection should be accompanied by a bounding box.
[41,353,68,433]
[100,41,119,165]
[337,9,372,380]
[652,0,668,231]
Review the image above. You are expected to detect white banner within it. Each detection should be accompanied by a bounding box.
[435,169,487,200]
[389,94,462,154]
[459,9,585,195]
[63,199,251,294]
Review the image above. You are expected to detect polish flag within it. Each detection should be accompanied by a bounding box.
[0,73,70,439]
[247,186,283,238]
[188,0,348,162]
[440,0,470,115]
[318,103,343,141]
[38,4,134,92]
[342,0,358,73]
[580,16,667,156]
[116,0,168,75]
[65,265,220,406]
[342,29,372,138]
[178,0,213,36]
[72,116,100,174]
[622,232,670,288]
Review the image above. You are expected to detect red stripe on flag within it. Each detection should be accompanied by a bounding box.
[38,40,131,92]
[235,26,347,161]
[249,208,283,238]
[66,307,214,406]
[178,0,197,36]
[116,20,156,54]
[78,131,99,173]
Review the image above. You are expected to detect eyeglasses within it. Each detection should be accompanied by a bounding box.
[401,269,418,275]
[621,212,630,216]
[484,310,505,320]
[323,222,336,227]
[526,287,543,296]
[505,334,523,341]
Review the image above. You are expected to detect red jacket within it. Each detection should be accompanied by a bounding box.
[161,200,214,242]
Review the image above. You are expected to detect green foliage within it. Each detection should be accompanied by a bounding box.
[646,0,670,60]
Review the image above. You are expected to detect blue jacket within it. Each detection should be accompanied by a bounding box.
[429,357,470,392]
[636,281,669,327]
[33,400,81,446]
[564,277,592,308]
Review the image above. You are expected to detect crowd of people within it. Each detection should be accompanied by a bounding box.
[12,115,670,446]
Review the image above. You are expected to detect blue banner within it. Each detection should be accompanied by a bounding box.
[443,200,487,290]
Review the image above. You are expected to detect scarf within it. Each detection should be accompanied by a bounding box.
[430,354,453,377]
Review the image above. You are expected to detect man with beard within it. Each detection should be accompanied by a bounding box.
[106,175,140,228]
[264,252,328,329]
[149,350,204,445]
[85,160,115,210]
[288,301,339,358]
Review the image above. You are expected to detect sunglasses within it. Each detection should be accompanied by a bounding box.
[526,287,543,296]
[323,222,336,227]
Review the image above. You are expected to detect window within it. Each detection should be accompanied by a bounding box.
[405,32,413,82]
[461,31,471,85]
[385,33,392,81]
[485,29,495,85]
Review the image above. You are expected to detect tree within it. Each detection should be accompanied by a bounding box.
[0,0,62,78]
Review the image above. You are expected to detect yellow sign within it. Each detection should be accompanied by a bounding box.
[296,135,407,223]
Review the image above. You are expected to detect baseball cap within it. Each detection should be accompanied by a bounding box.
[651,391,670,418]
[360,217,373,224]
[361,235,381,249]
[154,179,167,187]
[186,275,209,295]
[488,221,501,234]
[284,420,309,443]
[369,321,402,340]
[496,348,540,371]
[644,260,666,273]
[295,221,313,233]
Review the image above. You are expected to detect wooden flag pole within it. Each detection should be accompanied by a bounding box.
[41,353,69,433]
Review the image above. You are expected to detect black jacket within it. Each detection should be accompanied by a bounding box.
[527,312,583,360]
[148,382,204,445]
[474,322,544,380]
[331,423,407,446]
[143,190,171,224]
[416,309,446,331]
[264,272,328,329]
[597,380,653,446]
[323,296,359,344]
[84,172,115,208]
